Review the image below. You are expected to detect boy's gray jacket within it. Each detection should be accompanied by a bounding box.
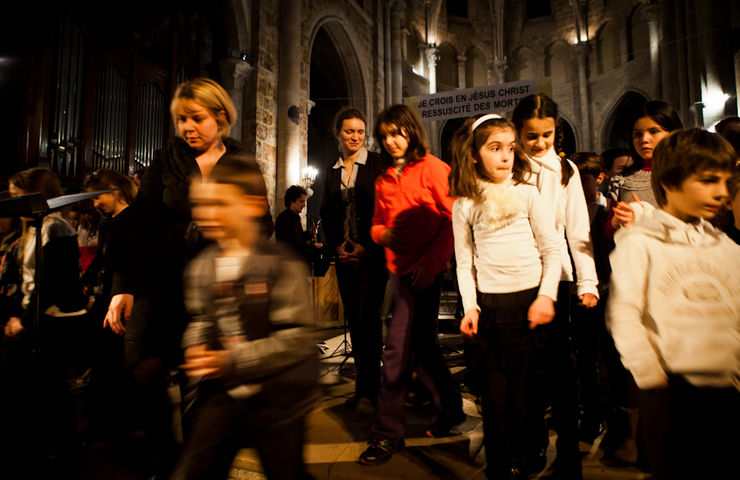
[607,204,740,391]
[182,239,319,424]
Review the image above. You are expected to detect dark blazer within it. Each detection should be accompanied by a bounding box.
[319,150,388,258]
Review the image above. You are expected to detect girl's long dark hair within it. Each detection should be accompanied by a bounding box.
[625,100,683,175]
[373,104,428,165]
[449,115,532,201]
[512,93,574,186]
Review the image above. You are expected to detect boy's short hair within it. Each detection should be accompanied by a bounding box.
[284,185,308,208]
[209,155,267,198]
[601,147,630,172]
[651,128,737,207]
[570,152,606,178]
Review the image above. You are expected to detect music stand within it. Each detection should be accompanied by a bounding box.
[0,189,114,354]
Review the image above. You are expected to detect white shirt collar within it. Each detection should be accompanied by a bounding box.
[332,147,368,169]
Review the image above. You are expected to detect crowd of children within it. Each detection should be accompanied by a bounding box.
[0,84,738,480]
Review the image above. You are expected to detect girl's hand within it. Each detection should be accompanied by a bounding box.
[611,201,635,229]
[460,309,480,336]
[380,228,404,252]
[578,293,598,308]
[410,265,433,290]
[610,193,641,230]
[528,295,555,329]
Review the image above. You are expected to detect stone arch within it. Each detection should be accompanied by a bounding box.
[439,117,466,164]
[405,26,424,74]
[436,42,458,91]
[595,21,621,75]
[627,4,650,62]
[560,114,578,155]
[306,17,369,220]
[222,0,251,55]
[598,89,650,151]
[546,40,573,85]
[465,46,488,88]
[508,46,536,82]
[307,16,368,113]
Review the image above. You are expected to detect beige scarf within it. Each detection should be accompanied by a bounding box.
[474,177,525,231]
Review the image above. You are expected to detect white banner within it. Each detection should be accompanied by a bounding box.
[414,79,537,122]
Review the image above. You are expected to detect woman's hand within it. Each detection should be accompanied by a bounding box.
[104,293,133,336]
[180,344,232,378]
[460,309,480,337]
[578,293,598,308]
[528,295,555,329]
[4,317,24,338]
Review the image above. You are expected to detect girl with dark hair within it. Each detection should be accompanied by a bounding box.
[4,168,87,472]
[359,104,464,466]
[608,100,683,232]
[80,168,137,447]
[512,94,599,479]
[450,114,560,479]
[320,107,389,407]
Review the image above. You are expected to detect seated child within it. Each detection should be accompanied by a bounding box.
[607,129,740,480]
[171,156,320,480]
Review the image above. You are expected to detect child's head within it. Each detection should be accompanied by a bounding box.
[631,100,682,163]
[511,93,560,158]
[601,147,633,178]
[571,152,606,203]
[189,156,268,243]
[284,185,308,213]
[83,168,137,216]
[724,169,740,225]
[651,128,735,221]
[9,168,63,199]
[373,104,427,164]
[715,116,740,155]
[449,114,531,199]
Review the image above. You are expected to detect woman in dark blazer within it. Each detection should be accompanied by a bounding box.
[320,108,389,406]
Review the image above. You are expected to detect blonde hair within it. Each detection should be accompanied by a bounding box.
[169,78,236,138]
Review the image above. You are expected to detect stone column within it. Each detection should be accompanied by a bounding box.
[493,58,507,84]
[391,1,406,103]
[574,42,592,150]
[425,46,439,94]
[219,57,253,142]
[643,4,662,98]
[457,55,467,88]
[276,0,302,209]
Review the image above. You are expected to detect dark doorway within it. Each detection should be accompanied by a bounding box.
[601,91,649,151]
[440,118,466,165]
[307,26,351,225]
[561,119,577,155]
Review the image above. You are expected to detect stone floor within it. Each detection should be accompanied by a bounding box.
[229,329,653,480]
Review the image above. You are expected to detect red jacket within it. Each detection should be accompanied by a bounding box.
[371,152,454,276]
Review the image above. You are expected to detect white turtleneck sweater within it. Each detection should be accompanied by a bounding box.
[453,179,561,314]
[524,148,599,297]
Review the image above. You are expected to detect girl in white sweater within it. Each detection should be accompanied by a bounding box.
[512,94,599,479]
[450,114,561,479]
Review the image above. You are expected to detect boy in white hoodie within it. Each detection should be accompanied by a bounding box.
[607,128,739,480]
